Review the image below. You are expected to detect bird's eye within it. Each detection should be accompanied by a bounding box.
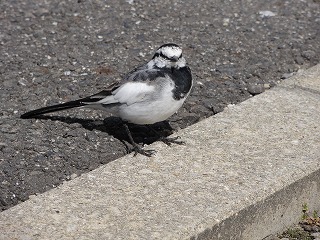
[159,52,172,61]
[153,51,181,61]
[161,52,182,61]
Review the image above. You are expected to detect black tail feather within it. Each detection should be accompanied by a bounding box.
[20,89,116,119]
[20,100,86,119]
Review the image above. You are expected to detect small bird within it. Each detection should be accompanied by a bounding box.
[21,43,193,156]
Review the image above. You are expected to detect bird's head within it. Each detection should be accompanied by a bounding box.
[149,43,186,69]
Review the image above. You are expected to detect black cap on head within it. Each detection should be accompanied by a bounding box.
[153,43,182,61]
[157,43,180,50]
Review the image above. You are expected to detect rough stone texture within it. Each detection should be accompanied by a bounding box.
[0,64,319,239]
[280,65,320,93]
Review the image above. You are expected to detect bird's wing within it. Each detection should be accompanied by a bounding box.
[125,66,166,82]
[110,81,155,105]
[97,68,166,106]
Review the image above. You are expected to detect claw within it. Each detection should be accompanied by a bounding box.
[159,136,185,146]
[132,146,156,157]
[124,123,156,157]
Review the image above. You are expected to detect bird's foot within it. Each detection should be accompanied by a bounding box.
[159,136,185,146]
[123,123,156,157]
[131,144,156,157]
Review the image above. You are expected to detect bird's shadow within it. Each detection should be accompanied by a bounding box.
[33,115,174,147]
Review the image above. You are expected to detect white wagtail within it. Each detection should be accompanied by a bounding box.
[21,43,193,156]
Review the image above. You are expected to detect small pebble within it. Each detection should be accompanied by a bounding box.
[70,173,78,180]
[281,72,294,79]
[223,18,230,26]
[247,84,265,95]
[259,10,276,17]
[264,83,271,89]
[295,56,304,65]
[301,50,316,60]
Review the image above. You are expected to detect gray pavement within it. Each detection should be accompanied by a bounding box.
[0,64,319,239]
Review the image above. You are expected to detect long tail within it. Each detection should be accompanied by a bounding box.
[20,88,118,119]
[20,99,86,119]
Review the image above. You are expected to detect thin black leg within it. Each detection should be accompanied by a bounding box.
[123,123,156,157]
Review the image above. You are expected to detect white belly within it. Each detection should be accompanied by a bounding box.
[100,75,191,125]
[118,96,185,125]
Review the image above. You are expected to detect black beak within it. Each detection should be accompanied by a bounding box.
[171,56,179,62]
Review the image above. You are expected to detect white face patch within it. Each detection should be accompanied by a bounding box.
[148,44,186,69]
[160,46,182,59]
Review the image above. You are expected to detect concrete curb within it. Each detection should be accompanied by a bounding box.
[0,64,319,240]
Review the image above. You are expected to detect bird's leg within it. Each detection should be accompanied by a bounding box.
[148,124,185,146]
[123,123,156,157]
